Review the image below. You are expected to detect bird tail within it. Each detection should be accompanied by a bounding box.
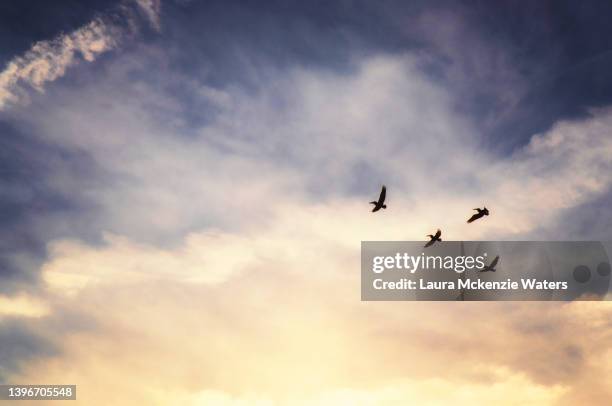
[369,201,377,205]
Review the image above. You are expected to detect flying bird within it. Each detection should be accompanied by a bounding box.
[479,255,500,272]
[467,207,489,223]
[424,229,442,248]
[370,185,387,212]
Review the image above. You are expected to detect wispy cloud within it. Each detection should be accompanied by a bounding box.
[0,19,116,109]
[0,0,161,110]
[134,0,162,31]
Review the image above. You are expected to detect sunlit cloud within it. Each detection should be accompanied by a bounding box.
[0,294,50,318]
[2,2,612,404]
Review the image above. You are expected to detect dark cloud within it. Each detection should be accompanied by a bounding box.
[141,0,612,150]
[4,0,612,144]
[0,319,57,382]
[524,187,612,241]
[0,119,102,292]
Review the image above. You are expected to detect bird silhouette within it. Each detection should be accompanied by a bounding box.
[467,207,489,223]
[370,185,387,212]
[424,229,442,248]
[479,255,500,272]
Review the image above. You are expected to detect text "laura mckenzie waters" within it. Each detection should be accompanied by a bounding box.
[373,277,568,291]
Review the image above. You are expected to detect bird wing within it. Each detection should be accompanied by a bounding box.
[434,229,441,239]
[424,240,434,248]
[467,213,481,223]
[378,185,386,203]
[490,256,499,267]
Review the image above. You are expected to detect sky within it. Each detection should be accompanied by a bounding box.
[1,0,612,404]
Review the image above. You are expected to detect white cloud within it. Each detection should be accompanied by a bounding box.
[0,20,119,109]
[0,1,162,110]
[15,53,612,245]
[42,230,265,293]
[168,374,566,405]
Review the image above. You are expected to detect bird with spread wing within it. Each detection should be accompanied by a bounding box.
[479,255,500,272]
[370,185,387,212]
[467,207,489,223]
[425,229,442,248]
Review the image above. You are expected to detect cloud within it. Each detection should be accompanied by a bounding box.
[134,0,162,31]
[0,0,162,110]
[2,11,612,404]
[168,374,566,405]
[0,294,50,318]
[13,262,612,404]
[3,51,612,301]
[0,319,57,382]
[42,231,264,293]
[0,20,118,109]
[14,53,612,243]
